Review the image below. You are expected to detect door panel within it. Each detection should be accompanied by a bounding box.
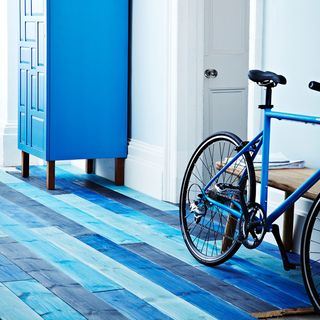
[204,0,249,139]
[18,0,46,158]
[206,89,247,138]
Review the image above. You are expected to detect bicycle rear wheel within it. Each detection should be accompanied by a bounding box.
[301,195,320,312]
[179,132,256,266]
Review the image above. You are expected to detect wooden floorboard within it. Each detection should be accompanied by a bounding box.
[0,166,314,319]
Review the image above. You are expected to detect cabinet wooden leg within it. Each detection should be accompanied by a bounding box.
[115,158,125,186]
[47,161,55,190]
[283,191,294,251]
[21,151,30,178]
[86,159,94,174]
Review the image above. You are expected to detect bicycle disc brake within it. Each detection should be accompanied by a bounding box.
[241,203,266,249]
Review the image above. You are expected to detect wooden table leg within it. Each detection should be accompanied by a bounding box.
[222,214,238,253]
[283,191,294,251]
[21,151,30,178]
[47,161,55,190]
[86,159,94,174]
[115,158,125,186]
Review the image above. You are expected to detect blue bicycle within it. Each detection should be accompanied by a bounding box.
[179,70,320,310]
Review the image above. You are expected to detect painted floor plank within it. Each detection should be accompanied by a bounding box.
[10,170,306,306]
[123,242,309,311]
[1,181,141,245]
[24,166,180,237]
[0,237,127,320]
[22,167,304,284]
[0,212,122,293]
[54,191,304,290]
[76,233,253,318]
[56,193,182,242]
[5,168,308,302]
[4,170,289,313]
[0,171,199,266]
[0,167,313,319]
[0,181,97,238]
[0,253,31,282]
[0,194,47,229]
[64,180,304,285]
[33,226,230,320]
[59,165,178,211]
[96,289,173,320]
[197,265,307,309]
[26,166,180,229]
[5,279,86,320]
[79,233,269,315]
[0,283,43,320]
[72,178,180,226]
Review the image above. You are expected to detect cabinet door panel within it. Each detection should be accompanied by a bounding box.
[48,0,129,160]
[18,0,47,159]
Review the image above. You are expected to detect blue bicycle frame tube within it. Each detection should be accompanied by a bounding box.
[203,108,320,224]
[260,109,272,212]
[204,195,243,220]
[265,111,320,125]
[267,169,320,227]
[204,131,263,193]
[261,109,320,227]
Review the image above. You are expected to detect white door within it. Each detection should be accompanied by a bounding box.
[203,0,250,140]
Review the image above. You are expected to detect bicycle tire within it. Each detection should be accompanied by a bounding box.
[301,194,320,312]
[179,131,256,266]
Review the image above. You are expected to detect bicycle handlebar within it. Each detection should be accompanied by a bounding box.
[309,81,320,92]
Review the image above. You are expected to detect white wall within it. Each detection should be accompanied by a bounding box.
[262,0,320,168]
[253,0,320,251]
[123,0,169,198]
[0,0,21,167]
[131,0,167,147]
[95,0,173,199]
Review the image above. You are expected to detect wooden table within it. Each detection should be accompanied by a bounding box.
[255,168,320,251]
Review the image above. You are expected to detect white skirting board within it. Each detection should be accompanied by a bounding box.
[124,139,165,200]
[77,139,165,200]
[0,123,20,167]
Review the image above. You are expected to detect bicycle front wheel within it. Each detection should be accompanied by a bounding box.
[179,132,256,266]
[301,195,320,312]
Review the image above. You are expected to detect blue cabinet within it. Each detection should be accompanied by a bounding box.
[18,0,129,188]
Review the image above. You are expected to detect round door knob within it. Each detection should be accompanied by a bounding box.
[204,69,218,79]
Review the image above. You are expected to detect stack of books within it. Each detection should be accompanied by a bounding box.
[222,152,305,171]
[253,152,305,170]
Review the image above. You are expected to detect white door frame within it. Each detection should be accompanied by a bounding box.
[163,0,205,203]
[164,0,262,203]
[0,0,20,167]
[248,0,264,138]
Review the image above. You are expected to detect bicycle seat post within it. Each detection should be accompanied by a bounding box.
[265,86,272,108]
[259,85,274,110]
[259,84,274,214]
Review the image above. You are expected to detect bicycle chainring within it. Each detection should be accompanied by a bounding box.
[241,202,267,249]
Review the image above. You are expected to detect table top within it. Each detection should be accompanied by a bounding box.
[255,168,320,200]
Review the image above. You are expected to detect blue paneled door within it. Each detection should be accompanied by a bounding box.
[18,0,46,159]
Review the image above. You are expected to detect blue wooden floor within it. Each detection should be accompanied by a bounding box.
[0,165,311,320]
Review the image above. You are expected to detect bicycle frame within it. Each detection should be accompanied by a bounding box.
[204,108,320,230]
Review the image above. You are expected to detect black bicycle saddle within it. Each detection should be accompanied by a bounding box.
[248,70,287,86]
